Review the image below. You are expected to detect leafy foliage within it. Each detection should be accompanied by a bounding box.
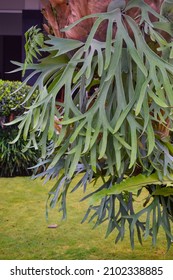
[0,129,39,177]
[0,79,32,116]
[11,0,173,249]
[0,80,40,177]
[22,26,44,76]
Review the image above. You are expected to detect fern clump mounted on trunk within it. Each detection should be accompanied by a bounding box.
[10,0,173,249]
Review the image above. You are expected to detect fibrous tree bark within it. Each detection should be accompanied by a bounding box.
[41,0,164,41]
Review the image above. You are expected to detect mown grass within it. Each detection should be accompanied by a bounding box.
[0,176,173,260]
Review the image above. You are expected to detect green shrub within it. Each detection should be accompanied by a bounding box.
[0,79,39,177]
[0,129,39,177]
[0,79,32,117]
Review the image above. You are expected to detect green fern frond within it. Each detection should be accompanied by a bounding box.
[22,25,44,76]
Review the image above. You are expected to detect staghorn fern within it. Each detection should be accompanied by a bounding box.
[22,25,44,76]
[9,0,173,249]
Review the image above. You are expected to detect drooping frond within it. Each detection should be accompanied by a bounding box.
[10,0,173,249]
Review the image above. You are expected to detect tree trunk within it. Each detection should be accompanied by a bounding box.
[41,0,164,41]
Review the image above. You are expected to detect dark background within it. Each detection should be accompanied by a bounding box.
[0,1,43,83]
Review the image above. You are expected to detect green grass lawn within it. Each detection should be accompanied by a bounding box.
[0,176,173,260]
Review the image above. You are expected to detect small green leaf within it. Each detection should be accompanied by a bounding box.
[147,120,155,156]
[69,120,86,143]
[148,89,168,107]
[48,98,56,140]
[135,78,150,116]
[68,138,83,177]
[152,187,173,196]
[23,111,32,141]
[98,128,108,159]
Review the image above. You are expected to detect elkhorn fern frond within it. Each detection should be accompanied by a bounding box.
[22,26,44,76]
